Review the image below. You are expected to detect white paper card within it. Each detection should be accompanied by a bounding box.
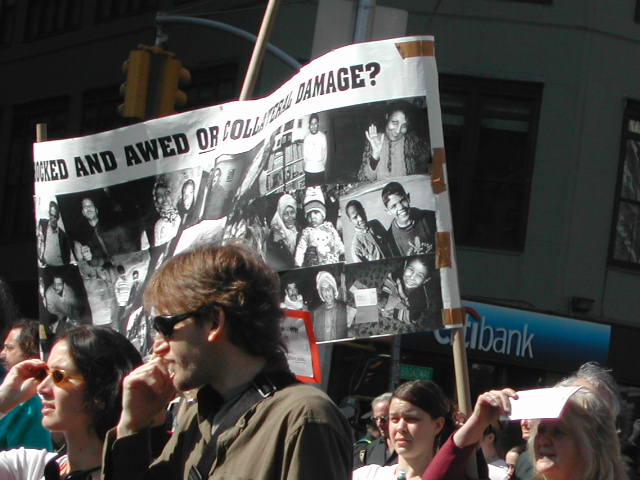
[505,386,582,420]
[353,288,378,307]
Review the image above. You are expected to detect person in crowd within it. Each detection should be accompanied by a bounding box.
[354,392,397,469]
[515,419,534,480]
[358,102,431,183]
[505,444,525,480]
[102,243,352,479]
[381,256,433,329]
[294,186,344,267]
[37,201,71,267]
[45,276,81,331]
[176,178,197,228]
[267,193,299,269]
[281,281,307,311]
[0,325,142,479]
[354,379,516,480]
[345,200,389,262]
[382,182,436,258]
[0,279,19,346]
[529,386,629,480]
[480,426,508,480]
[303,113,328,186]
[73,197,135,262]
[312,271,348,342]
[0,319,53,451]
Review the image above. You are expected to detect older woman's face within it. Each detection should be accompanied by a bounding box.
[37,340,92,435]
[534,420,579,480]
[388,397,444,461]
[385,110,408,142]
[282,205,296,229]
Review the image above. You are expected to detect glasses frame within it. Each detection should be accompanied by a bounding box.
[37,367,83,385]
[151,302,223,338]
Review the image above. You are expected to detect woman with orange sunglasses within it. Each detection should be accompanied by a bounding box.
[0,325,142,480]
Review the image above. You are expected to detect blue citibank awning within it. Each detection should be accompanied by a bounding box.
[417,300,611,372]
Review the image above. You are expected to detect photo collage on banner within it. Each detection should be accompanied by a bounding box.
[33,36,461,359]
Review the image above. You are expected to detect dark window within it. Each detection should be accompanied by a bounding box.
[0,0,17,47]
[184,63,239,110]
[491,0,552,3]
[23,0,82,42]
[609,100,640,269]
[94,0,158,23]
[3,97,70,239]
[81,85,135,135]
[440,75,542,251]
[636,1,640,23]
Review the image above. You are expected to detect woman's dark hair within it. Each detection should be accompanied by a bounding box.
[392,380,456,450]
[56,325,142,440]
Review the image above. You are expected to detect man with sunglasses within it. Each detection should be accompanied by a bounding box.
[102,243,352,480]
[0,319,53,451]
[353,392,397,469]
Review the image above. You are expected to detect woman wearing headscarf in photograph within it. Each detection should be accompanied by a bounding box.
[358,101,431,183]
[267,194,299,269]
[312,270,348,342]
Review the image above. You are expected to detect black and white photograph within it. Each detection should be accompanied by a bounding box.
[39,265,91,334]
[279,264,354,343]
[345,254,443,338]
[339,174,437,263]
[313,96,431,185]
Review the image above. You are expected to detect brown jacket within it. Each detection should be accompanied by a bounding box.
[103,381,352,480]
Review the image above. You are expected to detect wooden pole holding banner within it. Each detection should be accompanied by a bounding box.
[452,327,472,415]
[239,0,282,100]
[36,123,49,361]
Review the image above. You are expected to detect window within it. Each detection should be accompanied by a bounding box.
[184,63,239,111]
[0,0,17,47]
[440,75,542,251]
[23,0,82,42]
[636,1,640,23]
[81,85,134,135]
[3,97,70,239]
[609,100,640,269]
[94,0,158,23]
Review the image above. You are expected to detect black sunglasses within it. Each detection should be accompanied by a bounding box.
[151,302,223,338]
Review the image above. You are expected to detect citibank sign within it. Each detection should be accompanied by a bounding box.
[431,301,611,369]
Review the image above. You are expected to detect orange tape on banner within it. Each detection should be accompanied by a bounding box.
[395,40,435,59]
[431,148,447,194]
[436,232,452,269]
[442,308,465,327]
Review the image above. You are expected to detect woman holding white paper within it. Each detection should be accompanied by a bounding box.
[354,380,517,480]
[530,387,628,480]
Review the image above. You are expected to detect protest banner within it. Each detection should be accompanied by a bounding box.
[33,35,462,357]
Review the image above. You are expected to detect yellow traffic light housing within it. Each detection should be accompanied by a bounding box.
[119,44,190,120]
[119,48,151,119]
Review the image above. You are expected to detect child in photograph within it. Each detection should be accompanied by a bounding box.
[345,199,390,262]
[294,187,344,267]
[382,181,436,257]
[381,256,431,325]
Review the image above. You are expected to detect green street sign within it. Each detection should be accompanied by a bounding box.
[399,364,434,381]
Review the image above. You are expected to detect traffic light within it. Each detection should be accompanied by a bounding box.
[119,47,151,119]
[119,45,190,120]
[153,55,191,117]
